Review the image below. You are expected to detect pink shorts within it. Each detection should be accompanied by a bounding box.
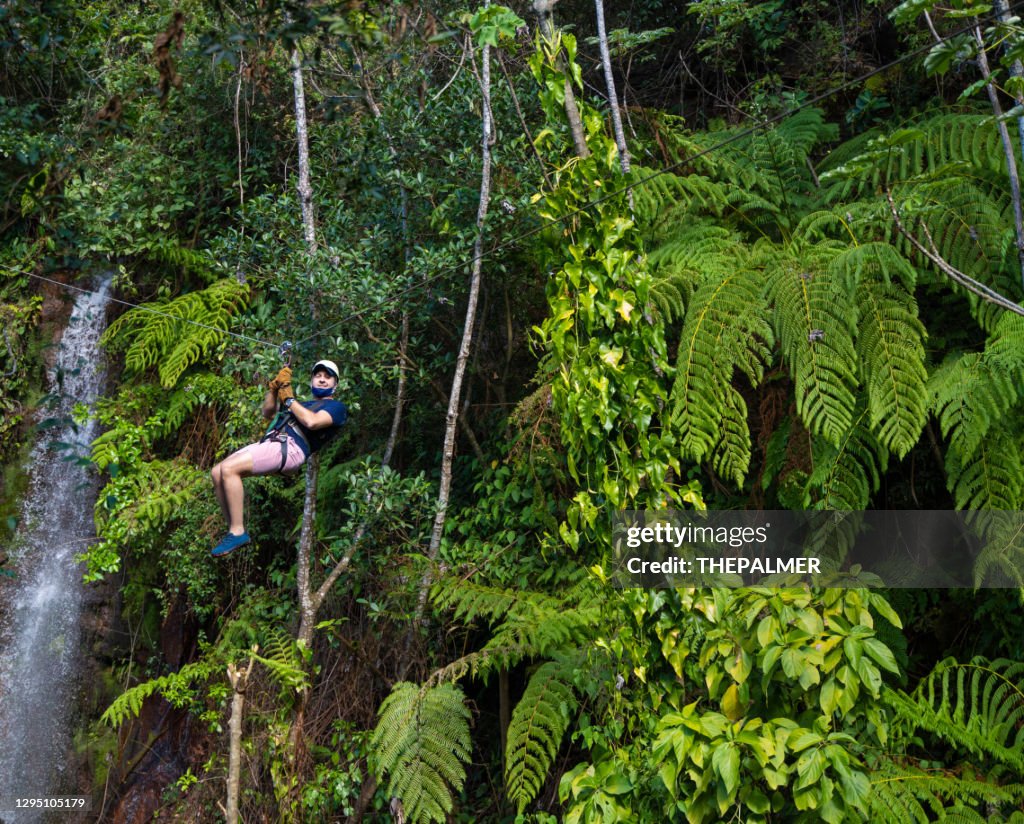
[236,437,307,475]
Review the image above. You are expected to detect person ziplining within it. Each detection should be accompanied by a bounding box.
[210,359,348,557]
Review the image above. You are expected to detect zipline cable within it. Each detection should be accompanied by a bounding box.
[3,5,1017,357]
[0,266,281,351]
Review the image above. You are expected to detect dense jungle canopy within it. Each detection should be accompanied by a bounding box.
[4,0,1024,821]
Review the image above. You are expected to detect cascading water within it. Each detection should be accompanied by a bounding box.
[0,278,112,823]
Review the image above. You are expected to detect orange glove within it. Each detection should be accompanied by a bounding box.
[266,366,293,392]
[277,382,295,405]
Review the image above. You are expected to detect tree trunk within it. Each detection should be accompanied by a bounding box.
[533,0,590,158]
[972,24,1024,287]
[403,22,496,675]
[593,0,630,174]
[291,48,317,255]
[225,657,254,824]
[284,41,320,807]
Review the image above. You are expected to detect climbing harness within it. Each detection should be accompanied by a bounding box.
[259,410,309,473]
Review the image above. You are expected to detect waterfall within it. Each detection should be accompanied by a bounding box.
[0,278,112,822]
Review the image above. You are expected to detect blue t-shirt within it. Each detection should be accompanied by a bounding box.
[285,399,348,456]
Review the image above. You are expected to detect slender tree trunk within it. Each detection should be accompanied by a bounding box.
[291,48,317,254]
[993,0,1024,171]
[402,25,496,676]
[593,0,630,174]
[284,42,320,808]
[972,24,1024,286]
[533,0,590,158]
[225,656,255,824]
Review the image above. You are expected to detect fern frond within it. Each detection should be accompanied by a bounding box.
[506,658,579,813]
[371,682,473,824]
[711,384,752,487]
[143,240,224,284]
[821,113,1008,202]
[973,512,1024,587]
[807,404,888,512]
[631,168,725,230]
[928,353,1020,466]
[768,252,859,443]
[148,372,244,440]
[854,278,927,457]
[945,422,1023,511]
[431,579,598,677]
[827,241,918,291]
[102,278,250,388]
[431,579,561,628]
[869,758,1023,824]
[101,660,214,727]
[886,657,1024,772]
[252,627,308,696]
[670,265,772,472]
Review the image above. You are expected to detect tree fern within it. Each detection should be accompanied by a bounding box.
[973,512,1024,587]
[101,660,215,727]
[711,383,752,487]
[869,759,1023,823]
[102,277,250,388]
[853,277,927,457]
[945,422,1023,511]
[807,404,888,510]
[768,248,859,443]
[148,372,243,439]
[505,658,579,813]
[686,107,836,230]
[252,627,308,698]
[370,682,472,824]
[821,113,1010,203]
[646,222,748,324]
[887,657,1024,772]
[928,353,1021,476]
[142,239,225,284]
[669,264,772,474]
[631,169,724,233]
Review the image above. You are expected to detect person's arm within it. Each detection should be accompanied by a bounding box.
[283,398,336,430]
[261,388,278,420]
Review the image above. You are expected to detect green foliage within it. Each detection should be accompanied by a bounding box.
[869,759,1024,823]
[807,406,889,510]
[768,246,858,444]
[928,330,1024,510]
[101,659,217,727]
[0,295,41,458]
[370,682,472,824]
[686,108,838,233]
[887,657,1024,772]
[101,277,250,388]
[252,627,309,698]
[505,658,579,813]
[529,27,692,546]
[670,262,772,478]
[431,577,599,680]
[86,455,205,580]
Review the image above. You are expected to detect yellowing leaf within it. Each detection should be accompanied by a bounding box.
[600,347,623,368]
[722,684,744,721]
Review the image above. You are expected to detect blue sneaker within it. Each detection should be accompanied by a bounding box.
[211,532,251,557]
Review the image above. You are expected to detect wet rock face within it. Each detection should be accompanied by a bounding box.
[107,735,187,824]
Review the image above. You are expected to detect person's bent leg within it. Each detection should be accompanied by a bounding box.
[211,463,230,526]
[216,449,255,535]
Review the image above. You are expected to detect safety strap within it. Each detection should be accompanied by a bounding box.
[259,411,309,472]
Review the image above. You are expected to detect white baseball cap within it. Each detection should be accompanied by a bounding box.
[311,359,339,379]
